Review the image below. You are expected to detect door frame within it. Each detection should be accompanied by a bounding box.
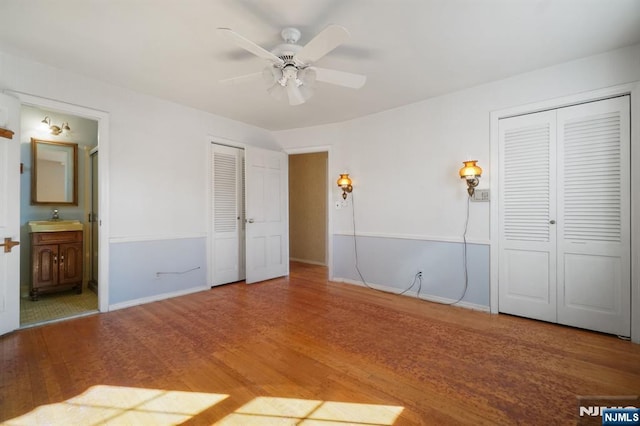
[490,82,640,343]
[9,91,110,313]
[283,145,333,279]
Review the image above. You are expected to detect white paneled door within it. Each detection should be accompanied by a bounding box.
[244,147,289,284]
[498,96,631,336]
[212,144,245,285]
[0,93,21,336]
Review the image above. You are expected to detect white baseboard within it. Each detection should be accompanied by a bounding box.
[108,285,209,312]
[333,277,490,312]
[290,258,327,266]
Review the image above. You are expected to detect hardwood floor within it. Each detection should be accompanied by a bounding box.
[1,261,639,425]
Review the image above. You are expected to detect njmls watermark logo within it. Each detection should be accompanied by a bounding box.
[578,395,640,425]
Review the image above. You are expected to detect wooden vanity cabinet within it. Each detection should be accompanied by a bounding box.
[30,231,83,300]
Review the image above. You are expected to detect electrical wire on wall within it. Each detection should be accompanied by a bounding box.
[350,191,472,305]
[436,195,470,305]
[351,191,423,297]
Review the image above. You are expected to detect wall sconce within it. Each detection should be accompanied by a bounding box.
[459,160,482,197]
[40,116,71,136]
[337,173,353,199]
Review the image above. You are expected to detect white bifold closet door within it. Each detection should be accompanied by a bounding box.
[498,96,630,336]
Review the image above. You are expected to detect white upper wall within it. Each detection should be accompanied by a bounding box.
[2,43,638,242]
[0,51,280,238]
[274,44,640,244]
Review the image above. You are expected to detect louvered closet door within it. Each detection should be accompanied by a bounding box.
[212,144,245,285]
[498,110,557,322]
[556,97,630,336]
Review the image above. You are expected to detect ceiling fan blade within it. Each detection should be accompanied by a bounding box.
[286,81,306,106]
[219,71,265,86]
[293,24,350,65]
[312,67,367,89]
[217,28,284,65]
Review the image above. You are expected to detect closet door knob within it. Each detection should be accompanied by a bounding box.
[549,220,556,224]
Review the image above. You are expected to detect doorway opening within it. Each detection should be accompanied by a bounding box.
[18,105,99,326]
[288,152,328,267]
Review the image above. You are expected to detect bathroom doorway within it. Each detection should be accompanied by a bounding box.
[18,105,99,326]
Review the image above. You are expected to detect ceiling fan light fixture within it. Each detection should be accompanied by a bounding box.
[286,79,307,105]
[298,84,314,101]
[262,66,280,85]
[281,65,298,84]
[298,67,317,88]
[267,83,287,102]
[219,25,366,106]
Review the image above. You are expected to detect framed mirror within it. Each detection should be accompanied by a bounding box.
[31,138,78,205]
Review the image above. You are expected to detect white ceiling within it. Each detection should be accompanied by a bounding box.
[1,0,639,131]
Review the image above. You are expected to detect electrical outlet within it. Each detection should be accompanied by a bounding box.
[417,271,423,278]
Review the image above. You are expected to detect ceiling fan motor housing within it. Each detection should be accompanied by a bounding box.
[281,27,301,44]
[271,43,303,64]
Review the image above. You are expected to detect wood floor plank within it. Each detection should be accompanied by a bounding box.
[1,261,639,425]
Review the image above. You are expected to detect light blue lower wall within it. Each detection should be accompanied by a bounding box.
[109,237,207,305]
[333,234,490,307]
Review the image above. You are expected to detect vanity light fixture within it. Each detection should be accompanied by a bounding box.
[337,173,353,200]
[459,160,482,197]
[40,116,71,136]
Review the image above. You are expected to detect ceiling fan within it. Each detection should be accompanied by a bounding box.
[217,24,367,106]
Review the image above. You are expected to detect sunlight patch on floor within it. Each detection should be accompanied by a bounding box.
[3,386,403,425]
[218,396,404,425]
[3,385,228,425]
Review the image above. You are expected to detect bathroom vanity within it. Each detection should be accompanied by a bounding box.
[28,221,83,301]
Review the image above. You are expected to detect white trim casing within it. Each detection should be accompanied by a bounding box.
[6,91,111,313]
[490,82,640,343]
[631,84,640,344]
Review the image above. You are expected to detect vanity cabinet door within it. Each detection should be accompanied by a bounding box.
[59,243,83,286]
[32,244,59,289]
[30,231,83,300]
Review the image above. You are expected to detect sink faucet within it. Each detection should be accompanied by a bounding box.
[52,209,60,221]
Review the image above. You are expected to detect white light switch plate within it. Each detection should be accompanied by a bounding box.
[472,189,490,202]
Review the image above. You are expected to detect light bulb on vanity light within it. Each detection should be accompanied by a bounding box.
[40,116,71,136]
